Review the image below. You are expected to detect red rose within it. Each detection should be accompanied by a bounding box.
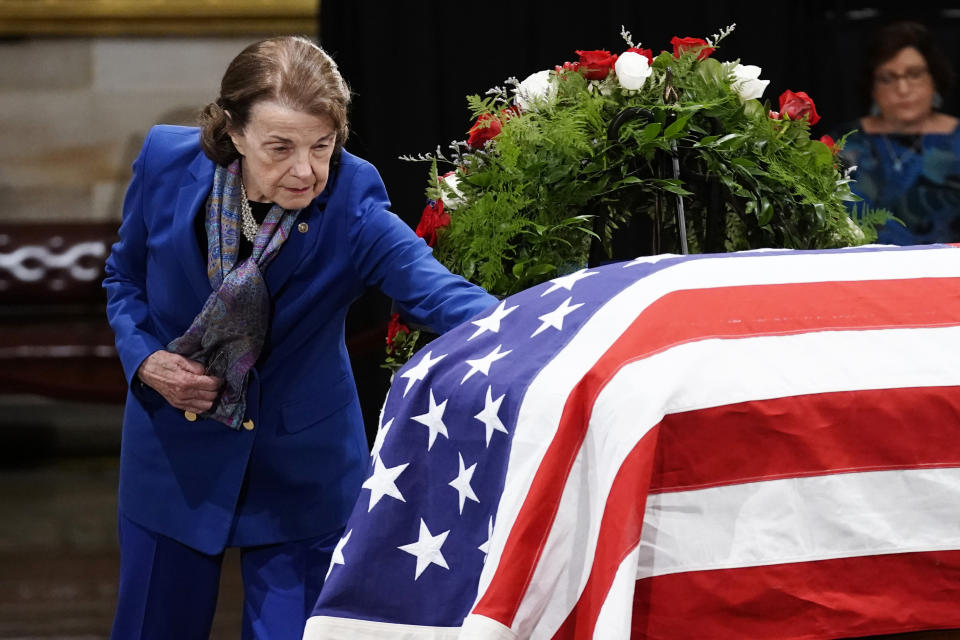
[386,312,410,353]
[575,49,618,80]
[467,112,503,149]
[415,198,450,248]
[768,110,781,120]
[501,105,521,120]
[467,108,520,148]
[626,47,654,64]
[819,134,837,153]
[778,90,821,125]
[670,36,715,60]
[555,60,582,76]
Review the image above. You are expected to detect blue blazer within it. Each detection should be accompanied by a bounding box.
[104,125,495,554]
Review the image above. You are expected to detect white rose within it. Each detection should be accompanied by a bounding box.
[438,172,464,209]
[731,64,769,101]
[614,51,652,91]
[845,214,865,241]
[515,69,555,111]
[830,214,866,245]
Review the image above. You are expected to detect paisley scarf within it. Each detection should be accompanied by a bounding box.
[167,160,300,429]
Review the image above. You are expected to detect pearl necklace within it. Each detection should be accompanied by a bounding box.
[239,180,260,243]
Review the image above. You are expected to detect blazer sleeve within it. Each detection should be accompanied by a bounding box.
[102,129,167,398]
[345,160,497,333]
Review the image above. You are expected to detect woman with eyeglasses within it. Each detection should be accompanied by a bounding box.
[102,36,495,638]
[837,21,960,244]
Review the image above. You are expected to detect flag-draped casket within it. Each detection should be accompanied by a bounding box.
[305,245,960,640]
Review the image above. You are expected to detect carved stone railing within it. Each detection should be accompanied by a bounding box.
[0,223,125,402]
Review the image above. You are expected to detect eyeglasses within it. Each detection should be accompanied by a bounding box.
[875,66,930,88]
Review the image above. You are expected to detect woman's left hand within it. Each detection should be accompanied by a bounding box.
[136,350,223,414]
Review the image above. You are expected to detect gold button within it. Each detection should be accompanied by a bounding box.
[242,419,255,431]
[297,222,309,233]
[184,411,197,422]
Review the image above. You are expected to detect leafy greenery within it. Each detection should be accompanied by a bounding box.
[382,322,421,373]
[387,26,890,370]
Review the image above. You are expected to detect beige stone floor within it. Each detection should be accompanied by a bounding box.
[0,456,242,639]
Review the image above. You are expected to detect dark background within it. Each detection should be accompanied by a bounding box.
[320,1,960,428]
[319,1,960,231]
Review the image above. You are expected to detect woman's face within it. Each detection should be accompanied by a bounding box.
[229,100,337,209]
[872,46,936,126]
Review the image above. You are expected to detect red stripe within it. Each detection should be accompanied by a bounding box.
[632,551,960,639]
[651,386,960,493]
[553,386,960,637]
[473,276,960,628]
[552,429,659,639]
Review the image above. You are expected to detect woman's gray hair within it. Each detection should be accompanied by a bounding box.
[199,36,351,166]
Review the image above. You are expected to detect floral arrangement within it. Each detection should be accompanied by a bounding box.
[384,25,888,367]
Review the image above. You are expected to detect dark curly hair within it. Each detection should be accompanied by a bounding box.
[862,21,954,108]
[199,36,351,166]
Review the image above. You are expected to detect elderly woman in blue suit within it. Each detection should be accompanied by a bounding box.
[103,36,495,639]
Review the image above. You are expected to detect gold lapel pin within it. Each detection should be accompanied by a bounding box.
[297,222,309,234]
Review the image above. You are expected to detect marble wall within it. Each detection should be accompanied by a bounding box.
[0,37,254,223]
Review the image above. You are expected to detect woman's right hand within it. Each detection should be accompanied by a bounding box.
[136,351,224,414]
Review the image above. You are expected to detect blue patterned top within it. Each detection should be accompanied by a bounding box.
[838,121,960,244]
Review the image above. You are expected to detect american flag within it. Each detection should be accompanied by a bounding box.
[305,244,960,640]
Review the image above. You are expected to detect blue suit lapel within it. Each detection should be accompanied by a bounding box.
[264,199,323,295]
[174,152,215,304]
[262,161,339,295]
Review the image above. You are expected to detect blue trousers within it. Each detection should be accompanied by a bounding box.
[110,514,341,639]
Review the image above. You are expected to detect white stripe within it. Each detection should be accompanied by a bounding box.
[479,246,960,602]
[502,324,960,638]
[458,614,518,640]
[591,546,640,640]
[637,466,960,578]
[302,615,460,640]
[476,246,960,633]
